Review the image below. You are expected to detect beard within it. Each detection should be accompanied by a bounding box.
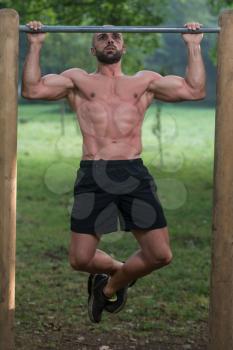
[95,48,123,64]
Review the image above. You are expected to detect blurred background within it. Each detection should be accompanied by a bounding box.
[1,1,233,349]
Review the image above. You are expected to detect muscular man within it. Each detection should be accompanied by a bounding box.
[22,21,206,323]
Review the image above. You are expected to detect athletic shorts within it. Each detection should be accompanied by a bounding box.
[70,158,167,236]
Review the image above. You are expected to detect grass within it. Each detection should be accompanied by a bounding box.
[16,102,215,348]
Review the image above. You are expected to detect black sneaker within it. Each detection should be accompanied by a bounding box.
[104,278,137,314]
[104,285,128,313]
[128,279,137,287]
[87,272,137,314]
[88,274,109,323]
[88,273,108,300]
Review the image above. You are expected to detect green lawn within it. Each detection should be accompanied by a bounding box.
[16,102,215,349]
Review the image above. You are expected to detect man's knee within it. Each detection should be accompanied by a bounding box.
[160,249,173,265]
[69,253,92,271]
[68,232,98,271]
[146,248,173,267]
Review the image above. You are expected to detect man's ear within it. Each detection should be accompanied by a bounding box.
[91,47,96,56]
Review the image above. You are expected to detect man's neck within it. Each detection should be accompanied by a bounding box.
[96,62,124,77]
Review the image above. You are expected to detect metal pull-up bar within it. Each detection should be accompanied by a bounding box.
[19,25,220,33]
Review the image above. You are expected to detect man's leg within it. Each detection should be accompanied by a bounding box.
[69,231,123,276]
[103,226,172,298]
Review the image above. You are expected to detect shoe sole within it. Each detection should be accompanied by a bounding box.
[88,274,108,323]
[88,273,108,295]
[88,274,98,323]
[129,279,137,287]
[88,274,93,295]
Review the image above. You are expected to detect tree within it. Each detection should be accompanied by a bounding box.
[208,0,233,14]
[1,0,169,26]
[206,0,233,64]
[11,0,171,78]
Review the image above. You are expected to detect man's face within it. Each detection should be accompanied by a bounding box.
[91,32,126,64]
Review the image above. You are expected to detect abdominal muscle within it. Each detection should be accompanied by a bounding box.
[76,98,144,160]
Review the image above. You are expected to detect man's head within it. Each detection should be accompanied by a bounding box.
[91,26,126,64]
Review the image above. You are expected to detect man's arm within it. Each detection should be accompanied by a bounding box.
[147,22,206,102]
[21,20,75,100]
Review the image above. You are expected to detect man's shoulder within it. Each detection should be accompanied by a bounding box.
[135,70,162,80]
[61,68,88,79]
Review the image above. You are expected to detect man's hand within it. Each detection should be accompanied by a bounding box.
[26,21,46,44]
[182,22,204,45]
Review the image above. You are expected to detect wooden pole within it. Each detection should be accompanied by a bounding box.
[209,10,233,350]
[0,9,19,350]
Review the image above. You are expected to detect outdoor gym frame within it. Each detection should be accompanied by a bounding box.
[0,7,233,350]
[19,25,220,33]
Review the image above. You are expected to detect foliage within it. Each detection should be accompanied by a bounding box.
[207,0,233,14]
[1,0,169,25]
[5,0,172,77]
[40,33,96,74]
[168,0,216,24]
[0,0,219,103]
[206,0,233,65]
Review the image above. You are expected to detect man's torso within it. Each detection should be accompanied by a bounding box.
[66,70,155,160]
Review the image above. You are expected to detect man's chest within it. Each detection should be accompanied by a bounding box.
[74,75,150,102]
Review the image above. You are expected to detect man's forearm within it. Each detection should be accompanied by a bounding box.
[185,43,206,91]
[22,43,42,90]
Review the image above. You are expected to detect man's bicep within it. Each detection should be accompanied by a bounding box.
[40,68,85,100]
[149,75,195,102]
[22,73,74,100]
[38,73,74,100]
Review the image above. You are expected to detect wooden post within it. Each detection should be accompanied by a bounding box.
[209,10,233,350]
[0,9,19,350]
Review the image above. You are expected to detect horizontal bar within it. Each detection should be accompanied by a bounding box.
[19,25,220,34]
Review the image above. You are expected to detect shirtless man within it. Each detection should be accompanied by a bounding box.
[22,21,206,323]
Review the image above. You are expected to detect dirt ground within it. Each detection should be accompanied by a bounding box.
[16,322,208,350]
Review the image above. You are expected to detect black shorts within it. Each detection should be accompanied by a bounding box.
[70,158,167,236]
